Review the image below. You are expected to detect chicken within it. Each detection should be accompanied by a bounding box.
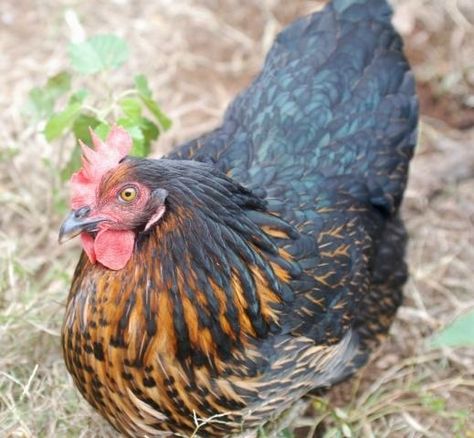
[58,0,418,436]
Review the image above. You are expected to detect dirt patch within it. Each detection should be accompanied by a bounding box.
[416,81,474,130]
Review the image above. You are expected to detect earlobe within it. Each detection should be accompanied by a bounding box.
[145,205,166,231]
[145,188,168,231]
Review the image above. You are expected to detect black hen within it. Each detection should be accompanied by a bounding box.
[60,0,418,436]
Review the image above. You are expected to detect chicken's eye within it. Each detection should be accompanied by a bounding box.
[119,186,138,203]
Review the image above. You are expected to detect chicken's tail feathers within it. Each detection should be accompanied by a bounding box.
[310,328,367,390]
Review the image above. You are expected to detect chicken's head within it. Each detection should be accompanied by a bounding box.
[58,127,168,270]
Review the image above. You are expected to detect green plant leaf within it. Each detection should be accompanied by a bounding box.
[69,35,129,74]
[139,117,159,158]
[69,89,89,105]
[94,122,111,140]
[430,310,474,348]
[23,88,53,119]
[134,74,172,131]
[131,139,146,157]
[142,98,172,131]
[140,117,159,143]
[117,117,146,157]
[46,71,72,98]
[120,97,142,120]
[72,113,101,144]
[134,74,152,98]
[23,71,72,119]
[44,102,81,142]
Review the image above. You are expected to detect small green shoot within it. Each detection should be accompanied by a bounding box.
[25,33,171,185]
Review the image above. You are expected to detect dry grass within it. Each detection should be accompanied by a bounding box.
[1,0,473,437]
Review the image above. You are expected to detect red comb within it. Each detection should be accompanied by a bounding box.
[70,126,132,209]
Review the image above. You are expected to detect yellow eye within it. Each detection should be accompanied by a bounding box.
[119,186,137,203]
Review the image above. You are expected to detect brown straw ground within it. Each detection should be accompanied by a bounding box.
[0,0,473,436]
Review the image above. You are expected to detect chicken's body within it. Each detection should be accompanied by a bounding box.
[61,0,418,436]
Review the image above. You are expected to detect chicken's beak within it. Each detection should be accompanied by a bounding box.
[58,207,105,244]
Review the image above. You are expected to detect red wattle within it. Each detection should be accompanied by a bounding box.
[94,229,135,270]
[80,229,135,270]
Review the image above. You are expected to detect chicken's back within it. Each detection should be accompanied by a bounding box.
[171,0,418,382]
[171,0,418,218]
